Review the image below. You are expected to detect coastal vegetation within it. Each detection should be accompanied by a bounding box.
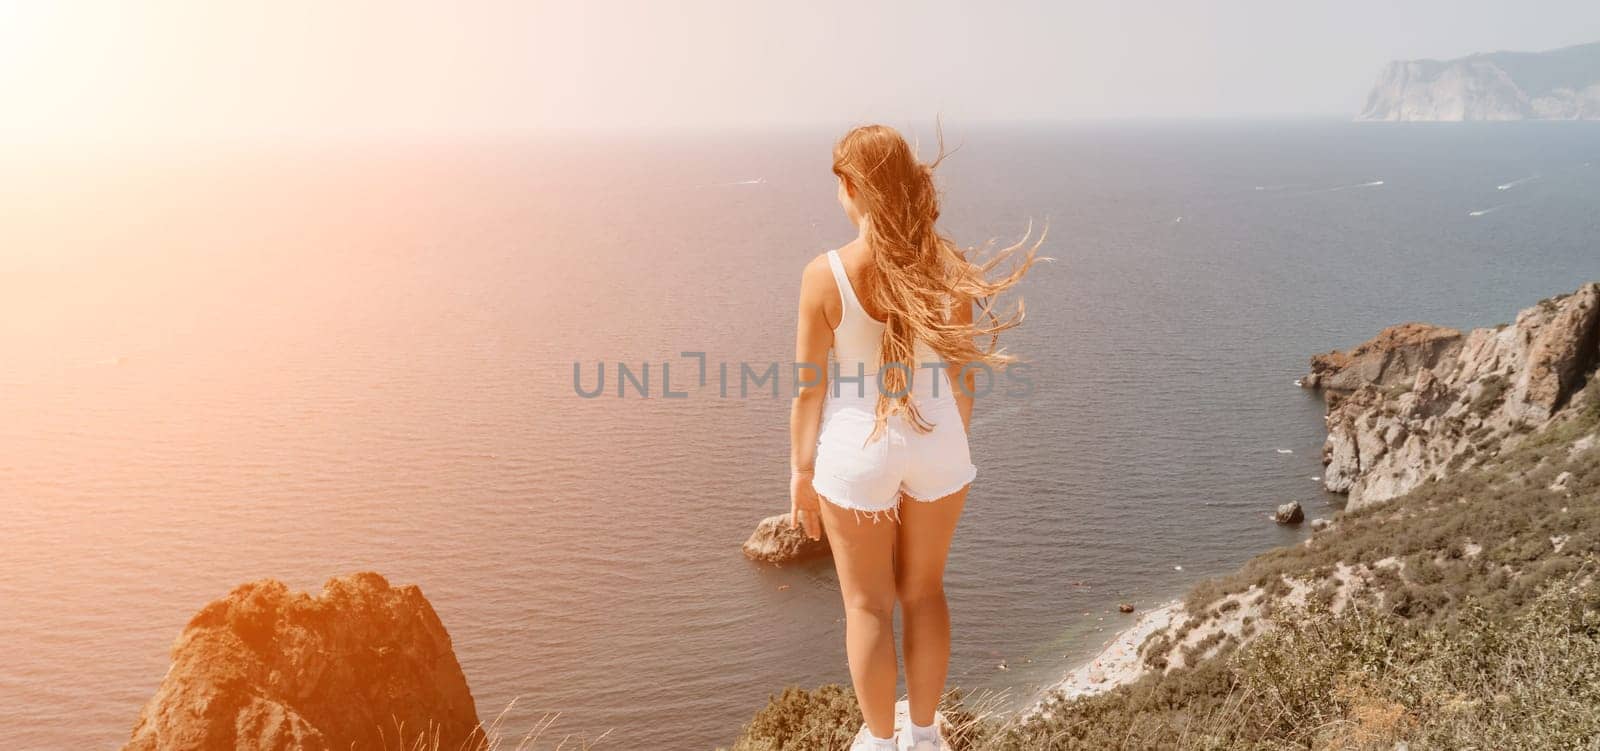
[730,387,1599,749]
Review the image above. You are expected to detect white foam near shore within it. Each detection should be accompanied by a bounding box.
[1032,600,1184,712]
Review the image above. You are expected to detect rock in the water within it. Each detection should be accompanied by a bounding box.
[743,513,831,564]
[123,572,482,751]
[1305,283,1600,510]
[1118,603,1135,614]
[1274,502,1305,525]
[1310,518,1332,532]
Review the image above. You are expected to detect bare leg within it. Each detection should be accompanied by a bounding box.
[895,487,967,728]
[818,500,901,740]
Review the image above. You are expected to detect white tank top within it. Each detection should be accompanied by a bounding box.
[824,250,950,403]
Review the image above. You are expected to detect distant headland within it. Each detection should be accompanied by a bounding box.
[1359,41,1600,121]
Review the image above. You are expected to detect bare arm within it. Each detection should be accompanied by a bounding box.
[788,255,834,539]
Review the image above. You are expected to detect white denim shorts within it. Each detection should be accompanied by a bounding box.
[811,390,976,516]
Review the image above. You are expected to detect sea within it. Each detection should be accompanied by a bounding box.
[3,121,1598,749]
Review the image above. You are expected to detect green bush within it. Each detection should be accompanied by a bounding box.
[1469,373,1509,417]
[726,688,989,751]
[727,685,862,751]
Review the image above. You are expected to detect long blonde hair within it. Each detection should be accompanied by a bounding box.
[831,123,1043,436]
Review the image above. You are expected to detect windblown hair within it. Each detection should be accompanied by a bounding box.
[831,123,1043,437]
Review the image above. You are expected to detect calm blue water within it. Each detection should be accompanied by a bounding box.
[2,122,1598,749]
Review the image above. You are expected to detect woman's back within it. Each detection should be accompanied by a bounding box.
[823,245,948,405]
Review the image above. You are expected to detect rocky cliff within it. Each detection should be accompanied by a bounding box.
[1358,41,1600,121]
[1303,283,1600,509]
[124,572,483,751]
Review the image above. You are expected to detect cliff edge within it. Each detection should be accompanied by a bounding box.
[1303,283,1600,509]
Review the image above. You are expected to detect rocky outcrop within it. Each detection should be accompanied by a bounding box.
[1358,41,1600,121]
[1302,323,1462,391]
[124,573,482,751]
[1304,283,1600,510]
[743,513,831,564]
[1516,287,1600,418]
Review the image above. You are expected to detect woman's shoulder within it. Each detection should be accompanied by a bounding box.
[802,249,837,282]
[799,250,840,299]
[798,250,846,327]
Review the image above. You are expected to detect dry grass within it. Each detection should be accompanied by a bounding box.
[403,699,611,751]
[722,687,1010,751]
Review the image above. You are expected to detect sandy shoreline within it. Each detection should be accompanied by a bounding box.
[1030,600,1184,712]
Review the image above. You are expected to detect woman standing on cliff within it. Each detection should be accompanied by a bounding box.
[787,124,1039,751]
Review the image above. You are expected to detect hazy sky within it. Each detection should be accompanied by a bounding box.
[4,0,1598,142]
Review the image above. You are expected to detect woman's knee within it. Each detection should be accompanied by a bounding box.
[896,578,945,609]
[843,592,896,621]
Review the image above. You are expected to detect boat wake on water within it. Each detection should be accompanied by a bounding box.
[1326,179,1385,192]
[696,177,768,188]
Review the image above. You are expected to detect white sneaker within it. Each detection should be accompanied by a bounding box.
[896,713,946,751]
[849,725,896,751]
